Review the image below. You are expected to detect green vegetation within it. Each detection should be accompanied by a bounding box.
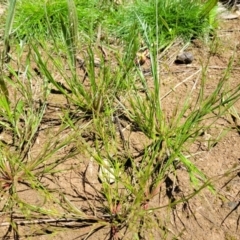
[0,0,239,239]
[13,0,217,44]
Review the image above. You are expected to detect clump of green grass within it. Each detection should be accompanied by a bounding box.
[25,2,239,238]
[116,0,218,46]
[13,0,68,39]
[12,0,218,47]
[0,0,239,239]
[12,0,120,41]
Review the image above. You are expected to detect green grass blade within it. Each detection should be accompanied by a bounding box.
[200,0,218,18]
[3,0,16,59]
[66,0,78,68]
[0,0,17,99]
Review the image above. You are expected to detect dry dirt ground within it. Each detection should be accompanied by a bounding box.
[0,10,240,240]
[153,18,240,240]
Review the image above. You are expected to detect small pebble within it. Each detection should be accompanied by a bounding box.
[221,201,240,210]
[175,51,194,64]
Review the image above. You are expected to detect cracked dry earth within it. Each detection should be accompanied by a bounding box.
[0,8,240,240]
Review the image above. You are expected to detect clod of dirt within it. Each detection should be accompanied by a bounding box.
[217,2,240,19]
[175,51,194,64]
[219,11,240,19]
[135,49,149,65]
